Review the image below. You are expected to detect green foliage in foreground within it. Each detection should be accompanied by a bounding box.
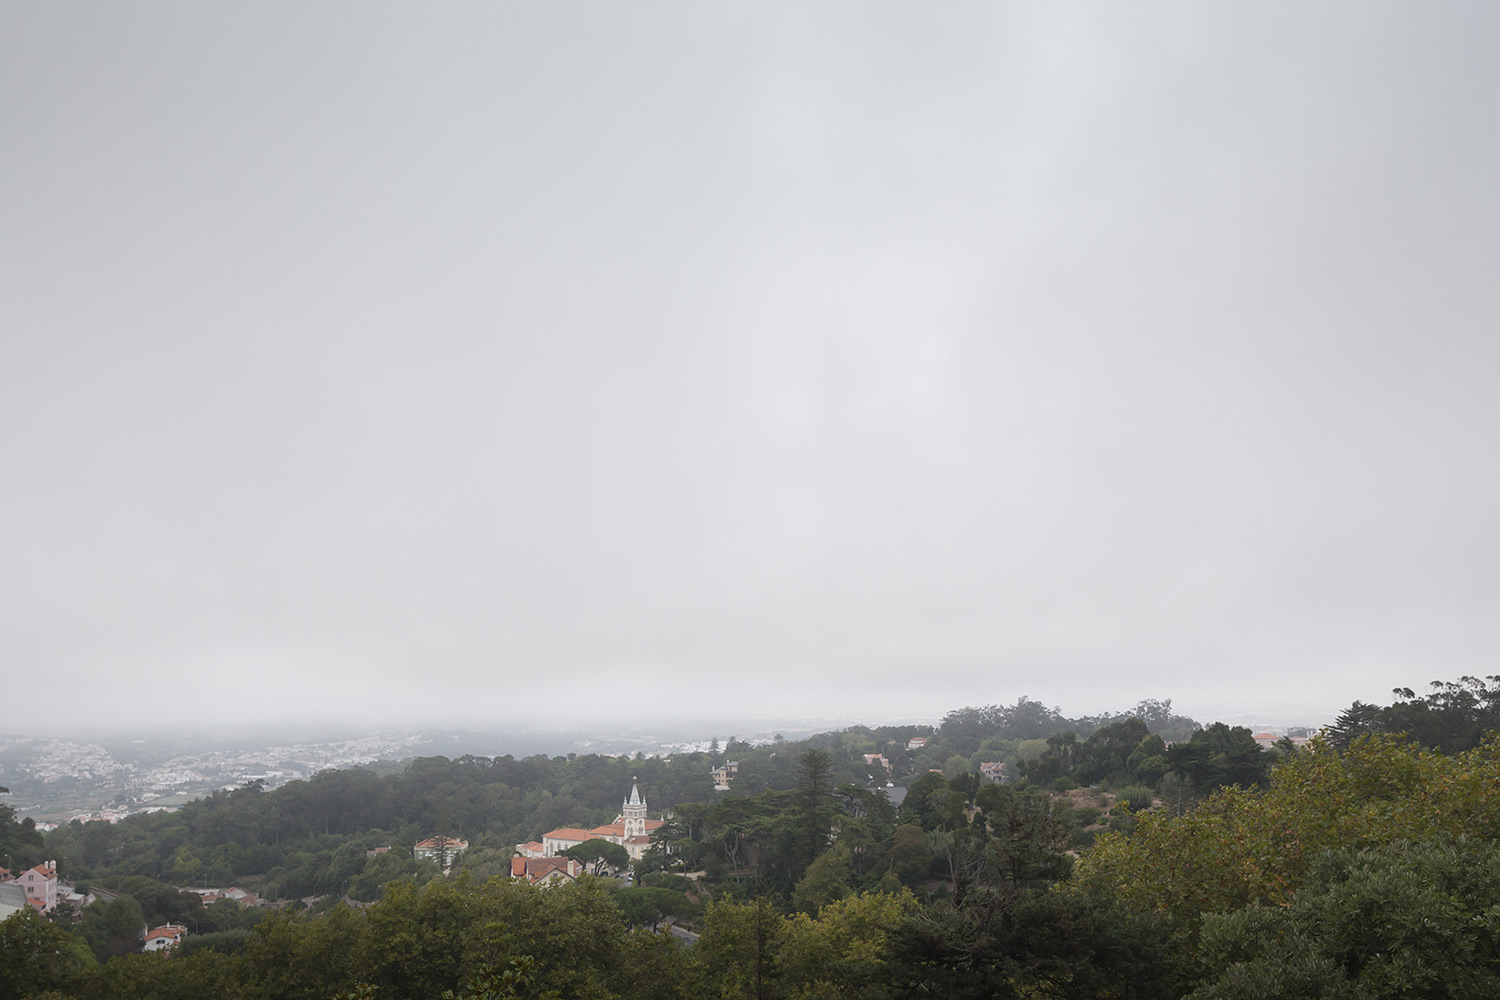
[1076,734,1500,927]
[6,863,1170,999]
[22,685,1500,999]
[1187,839,1500,999]
[4,878,935,1000]
[0,908,96,1000]
[1070,733,1500,994]
[16,733,1500,998]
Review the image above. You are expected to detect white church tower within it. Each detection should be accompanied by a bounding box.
[622,780,648,840]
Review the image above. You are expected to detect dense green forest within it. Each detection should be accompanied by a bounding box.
[6,679,1500,999]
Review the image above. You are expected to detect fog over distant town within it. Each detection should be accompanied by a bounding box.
[5,3,1498,739]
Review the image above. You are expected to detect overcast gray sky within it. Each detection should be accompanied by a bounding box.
[4,3,1498,738]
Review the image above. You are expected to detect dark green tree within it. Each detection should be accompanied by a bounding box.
[1021,731,1081,786]
[794,749,835,881]
[0,909,94,1000]
[1125,733,1169,785]
[889,823,934,888]
[1328,676,1500,755]
[77,893,147,961]
[1074,718,1151,785]
[898,771,951,831]
[614,885,694,930]
[1166,723,1268,791]
[991,790,1071,886]
[1189,839,1500,999]
[881,882,1180,1000]
[559,838,630,875]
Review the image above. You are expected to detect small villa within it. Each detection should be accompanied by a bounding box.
[413,836,469,865]
[712,761,739,790]
[510,856,583,887]
[143,923,187,952]
[18,861,57,913]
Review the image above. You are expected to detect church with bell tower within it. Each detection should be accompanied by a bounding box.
[530,778,665,861]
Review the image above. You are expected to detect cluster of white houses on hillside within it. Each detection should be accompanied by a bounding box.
[516,781,663,864]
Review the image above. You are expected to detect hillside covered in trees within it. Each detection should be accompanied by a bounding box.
[6,680,1500,999]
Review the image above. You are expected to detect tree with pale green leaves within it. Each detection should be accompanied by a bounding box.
[1081,735,1500,926]
[792,843,853,914]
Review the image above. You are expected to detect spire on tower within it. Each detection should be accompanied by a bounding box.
[622,779,648,839]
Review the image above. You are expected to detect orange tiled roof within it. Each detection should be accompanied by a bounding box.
[547,817,664,842]
[511,856,580,885]
[543,827,598,842]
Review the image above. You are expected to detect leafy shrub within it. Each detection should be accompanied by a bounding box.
[180,928,253,956]
[1067,806,1103,827]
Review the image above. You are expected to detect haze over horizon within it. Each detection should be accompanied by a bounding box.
[14,698,1329,750]
[5,4,1497,740]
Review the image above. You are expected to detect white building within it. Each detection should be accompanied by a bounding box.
[0,883,28,919]
[413,836,468,871]
[143,923,187,952]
